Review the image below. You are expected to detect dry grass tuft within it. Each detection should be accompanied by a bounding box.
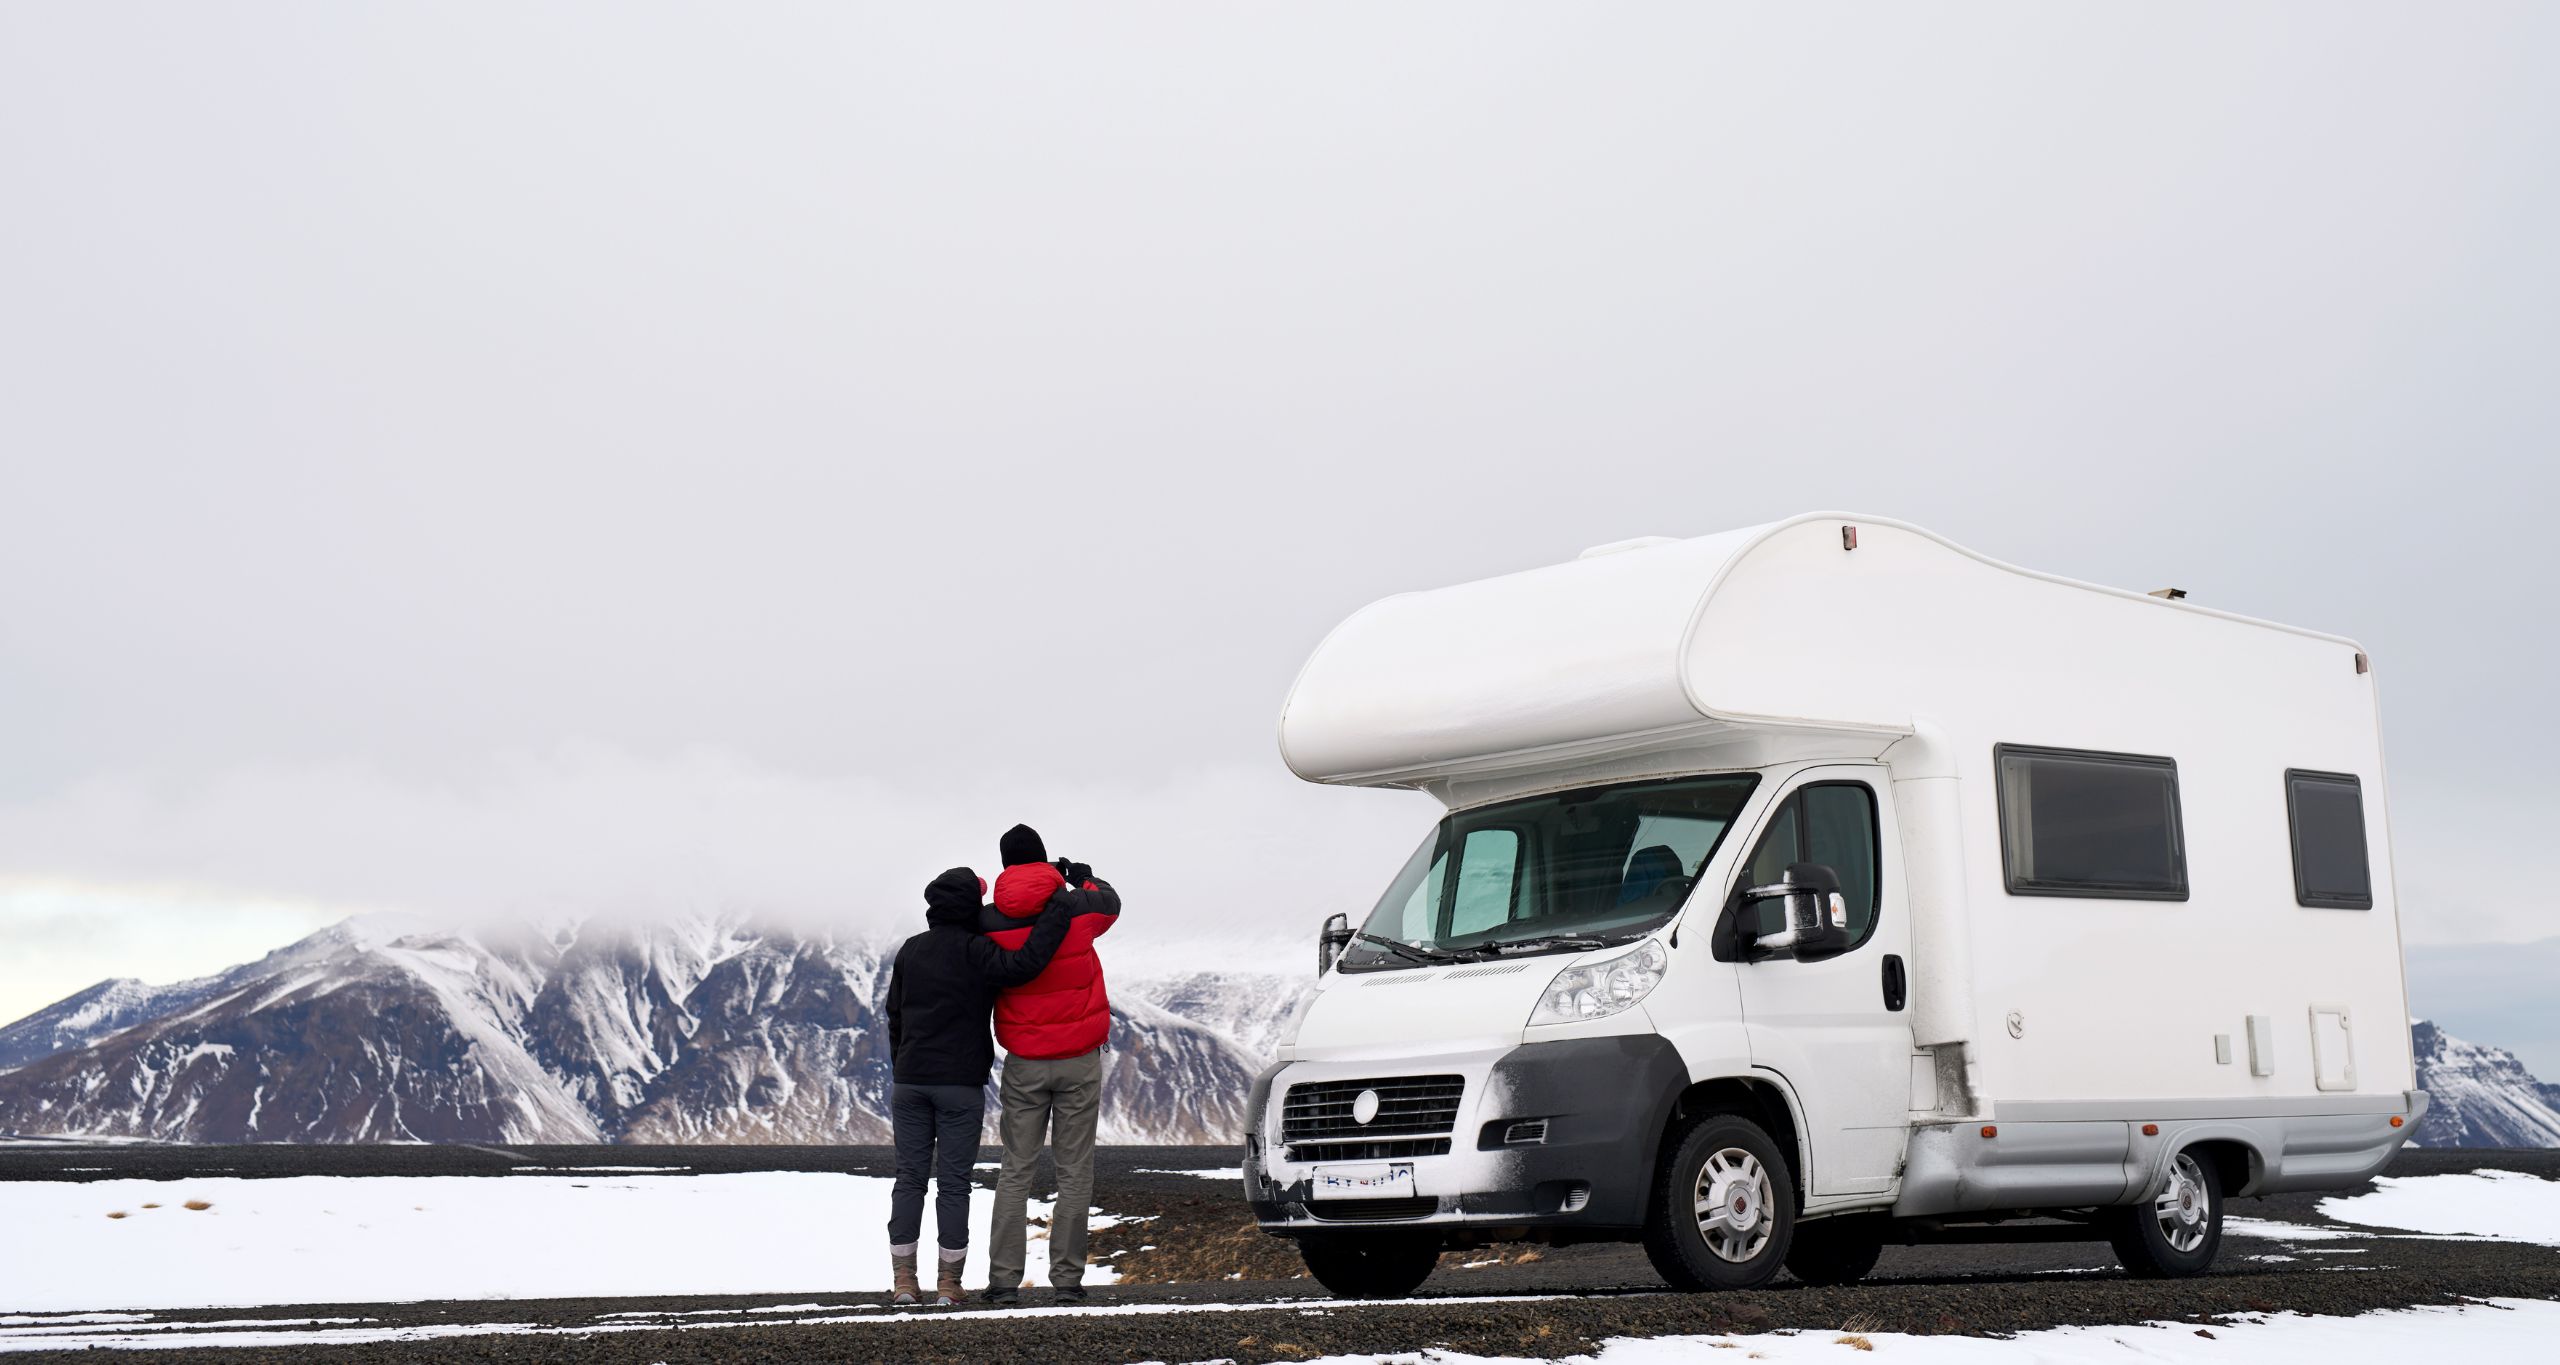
[183,1199,213,1211]
[140,1202,161,1209]
[105,1211,128,1220]
[1835,1335,1874,1352]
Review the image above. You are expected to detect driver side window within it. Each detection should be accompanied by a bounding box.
[1738,782,1881,945]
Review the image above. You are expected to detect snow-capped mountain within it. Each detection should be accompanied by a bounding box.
[2409,1019,2560,1148]
[22,924,2544,1150]
[0,915,1313,1146]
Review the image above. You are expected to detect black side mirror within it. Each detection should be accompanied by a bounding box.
[1740,862,1853,962]
[1318,912,1353,976]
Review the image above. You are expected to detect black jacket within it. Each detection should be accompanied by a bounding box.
[885,867,1085,1087]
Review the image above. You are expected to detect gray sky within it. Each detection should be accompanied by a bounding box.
[4,4,2557,1025]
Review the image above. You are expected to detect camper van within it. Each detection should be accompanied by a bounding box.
[1245,513,2422,1298]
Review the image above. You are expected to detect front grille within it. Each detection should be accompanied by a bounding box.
[1281,1075,1464,1154]
[1307,1196,1439,1222]
[1288,1136,1453,1163]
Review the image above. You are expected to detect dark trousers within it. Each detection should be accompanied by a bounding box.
[888,1081,985,1250]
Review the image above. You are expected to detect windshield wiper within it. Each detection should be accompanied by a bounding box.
[1349,931,1470,966]
[1483,934,1623,956]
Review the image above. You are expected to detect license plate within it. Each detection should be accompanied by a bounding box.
[1310,1162,1415,1200]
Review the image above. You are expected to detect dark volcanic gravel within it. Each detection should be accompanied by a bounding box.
[2,1145,2554,1363]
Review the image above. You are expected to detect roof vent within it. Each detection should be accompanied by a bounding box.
[1578,536,1679,560]
[2148,587,2188,601]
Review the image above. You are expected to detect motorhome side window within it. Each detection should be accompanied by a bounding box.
[2285,769,2373,909]
[1994,744,2188,900]
[1737,783,1882,944]
[1344,774,1758,968]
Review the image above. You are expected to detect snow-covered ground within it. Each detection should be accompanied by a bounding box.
[2320,1169,2560,1245]
[0,1172,1118,1314]
[1295,1300,2560,1365]
[5,1169,2556,1356]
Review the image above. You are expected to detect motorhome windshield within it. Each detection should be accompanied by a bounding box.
[1341,774,1759,969]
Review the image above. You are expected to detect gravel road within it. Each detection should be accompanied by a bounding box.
[3,1145,2554,1363]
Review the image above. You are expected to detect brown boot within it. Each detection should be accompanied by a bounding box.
[935,1257,968,1307]
[890,1249,920,1306]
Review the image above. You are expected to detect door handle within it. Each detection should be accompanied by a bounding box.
[1881,954,1907,1012]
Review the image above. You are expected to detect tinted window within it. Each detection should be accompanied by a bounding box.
[2287,770,2373,909]
[1995,745,2188,900]
[1803,785,1880,927]
[1738,782,1881,944]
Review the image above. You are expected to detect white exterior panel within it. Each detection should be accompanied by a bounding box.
[1264,511,2417,1224]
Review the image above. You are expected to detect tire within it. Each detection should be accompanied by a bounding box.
[1297,1232,1441,1299]
[2107,1149,2224,1278]
[1643,1112,1797,1291]
[1785,1216,1886,1286]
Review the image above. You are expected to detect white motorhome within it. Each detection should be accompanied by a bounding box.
[1245,513,2422,1297]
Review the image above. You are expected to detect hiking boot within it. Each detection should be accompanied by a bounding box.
[889,1250,920,1307]
[936,1261,968,1306]
[984,1286,1021,1306]
[1051,1282,1088,1304]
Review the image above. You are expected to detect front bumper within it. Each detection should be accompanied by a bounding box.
[1244,1034,1686,1239]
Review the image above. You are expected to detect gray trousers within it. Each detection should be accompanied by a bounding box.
[987,1047,1104,1289]
[888,1082,985,1251]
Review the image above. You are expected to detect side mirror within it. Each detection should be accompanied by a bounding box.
[1317,912,1353,976]
[1741,862,1853,962]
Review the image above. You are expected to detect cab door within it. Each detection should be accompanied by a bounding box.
[1721,766,1914,1199]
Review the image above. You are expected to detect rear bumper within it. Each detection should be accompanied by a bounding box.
[1246,1034,1686,1239]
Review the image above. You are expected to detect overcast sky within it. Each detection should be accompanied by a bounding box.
[3,4,2556,1027]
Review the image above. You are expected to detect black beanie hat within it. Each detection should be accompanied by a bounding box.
[1000,823,1047,867]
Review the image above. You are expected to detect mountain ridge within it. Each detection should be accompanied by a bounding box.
[0,914,1311,1146]
[5,922,2554,1149]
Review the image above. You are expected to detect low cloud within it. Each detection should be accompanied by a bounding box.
[0,746,1436,1022]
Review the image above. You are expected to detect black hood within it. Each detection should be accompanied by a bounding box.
[923,867,986,927]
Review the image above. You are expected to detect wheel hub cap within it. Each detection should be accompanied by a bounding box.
[2153,1153,2212,1253]
[1692,1147,1775,1263]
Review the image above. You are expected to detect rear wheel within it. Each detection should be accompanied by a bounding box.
[1297,1231,1441,1299]
[1784,1215,1886,1286]
[2107,1150,2223,1278]
[1643,1113,1796,1291]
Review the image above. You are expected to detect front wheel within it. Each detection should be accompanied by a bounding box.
[2107,1150,2223,1278]
[1297,1231,1441,1299]
[1643,1112,1797,1291]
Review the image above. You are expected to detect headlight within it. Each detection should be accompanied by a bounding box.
[1528,939,1668,1026]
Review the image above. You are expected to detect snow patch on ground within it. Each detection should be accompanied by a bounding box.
[1134,1168,1242,1182]
[2319,1170,2560,1246]
[0,1172,1116,1314]
[2223,1217,2372,1243]
[1297,1299,2560,1365]
[0,1293,1588,1352]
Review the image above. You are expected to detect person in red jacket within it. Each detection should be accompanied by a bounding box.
[979,822,1121,1303]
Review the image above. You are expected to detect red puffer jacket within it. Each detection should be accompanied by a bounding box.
[983,863,1119,1059]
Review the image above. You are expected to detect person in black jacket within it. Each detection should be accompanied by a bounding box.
[882,866,1113,1306]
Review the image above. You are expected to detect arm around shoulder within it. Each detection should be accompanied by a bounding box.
[969,894,1081,987]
